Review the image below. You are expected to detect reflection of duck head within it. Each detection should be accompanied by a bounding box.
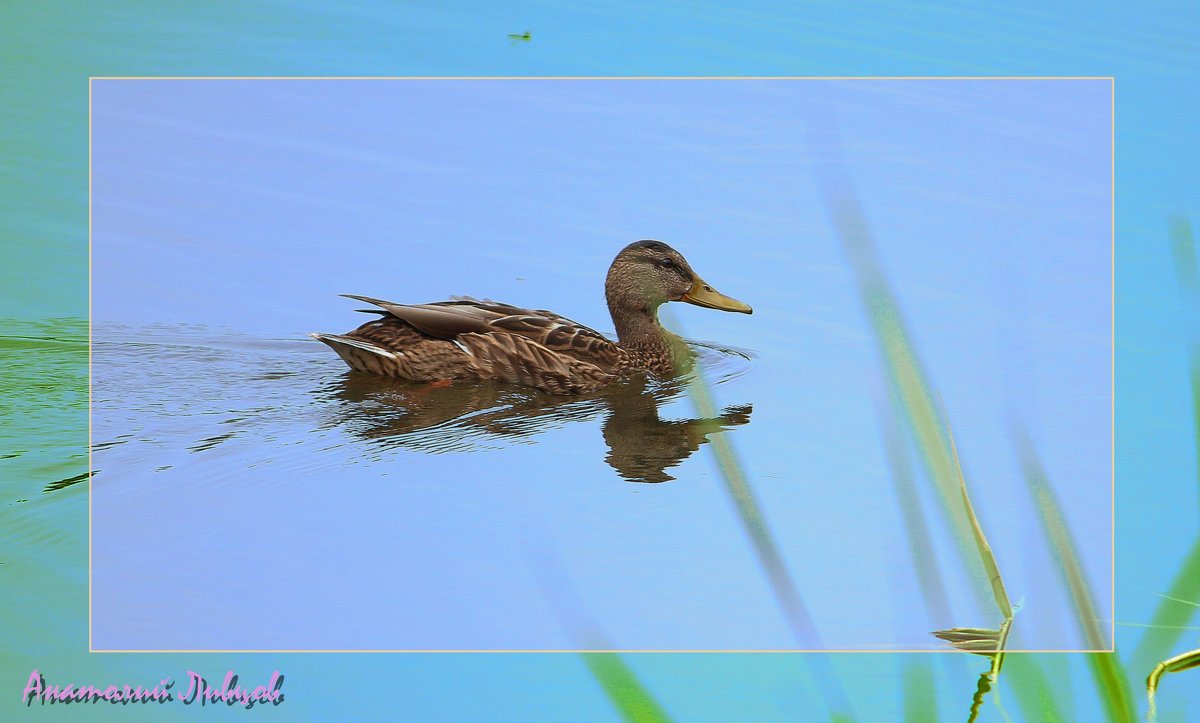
[601,380,752,483]
[318,369,752,481]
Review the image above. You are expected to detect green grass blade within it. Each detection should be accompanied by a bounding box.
[925,403,1014,723]
[1003,654,1066,722]
[1131,216,1200,679]
[827,189,994,615]
[581,654,672,723]
[1172,218,1199,293]
[667,308,853,721]
[902,658,938,723]
[821,180,1023,720]
[1192,358,1200,511]
[877,388,952,623]
[945,407,1013,620]
[1129,536,1200,677]
[820,184,1028,722]
[1015,428,1135,722]
[1086,655,1136,723]
[684,355,821,647]
[989,617,1012,678]
[537,555,672,722]
[688,373,856,720]
[881,379,1064,722]
[927,409,1015,723]
[1170,218,1200,511]
[1015,429,1106,649]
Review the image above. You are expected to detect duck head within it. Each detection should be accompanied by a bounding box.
[604,239,752,318]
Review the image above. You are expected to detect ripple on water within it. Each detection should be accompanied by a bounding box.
[89,323,757,487]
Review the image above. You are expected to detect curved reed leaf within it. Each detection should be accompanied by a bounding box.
[1015,428,1134,722]
[945,407,1013,620]
[1147,647,1200,721]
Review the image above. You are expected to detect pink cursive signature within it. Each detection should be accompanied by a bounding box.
[179,670,284,708]
[22,669,284,709]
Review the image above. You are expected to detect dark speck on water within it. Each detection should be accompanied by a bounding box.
[44,470,97,494]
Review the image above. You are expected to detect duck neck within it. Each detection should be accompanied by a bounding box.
[609,301,686,367]
[612,302,664,347]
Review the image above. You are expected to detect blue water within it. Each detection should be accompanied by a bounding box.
[89,79,1111,652]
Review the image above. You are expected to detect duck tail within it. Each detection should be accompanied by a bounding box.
[310,332,405,377]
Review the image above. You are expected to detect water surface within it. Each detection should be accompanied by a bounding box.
[89,79,1111,651]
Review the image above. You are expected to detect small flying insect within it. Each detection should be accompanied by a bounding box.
[507,30,532,45]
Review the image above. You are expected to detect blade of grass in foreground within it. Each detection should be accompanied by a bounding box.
[933,618,1014,722]
[823,185,993,616]
[828,184,1017,719]
[877,385,951,624]
[1129,538,1200,681]
[901,658,937,723]
[1142,218,1200,720]
[531,545,673,723]
[809,125,1074,721]
[1003,654,1066,722]
[1169,217,1200,513]
[688,372,855,721]
[666,308,853,722]
[1171,217,1199,304]
[928,410,1016,719]
[818,176,1016,720]
[1015,427,1135,722]
[946,407,1013,621]
[581,654,672,723]
[880,379,1064,721]
[1133,218,1200,675]
[686,370,821,646]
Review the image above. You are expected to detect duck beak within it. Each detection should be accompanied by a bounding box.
[681,277,753,314]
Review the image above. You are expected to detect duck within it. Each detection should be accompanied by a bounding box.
[311,240,752,395]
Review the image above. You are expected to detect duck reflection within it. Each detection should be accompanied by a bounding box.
[317,369,751,483]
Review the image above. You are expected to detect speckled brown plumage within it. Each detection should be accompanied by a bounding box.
[312,240,752,395]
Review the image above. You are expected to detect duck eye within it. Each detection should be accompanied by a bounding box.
[660,258,675,269]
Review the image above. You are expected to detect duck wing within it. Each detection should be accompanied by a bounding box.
[342,295,623,370]
[454,332,614,394]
